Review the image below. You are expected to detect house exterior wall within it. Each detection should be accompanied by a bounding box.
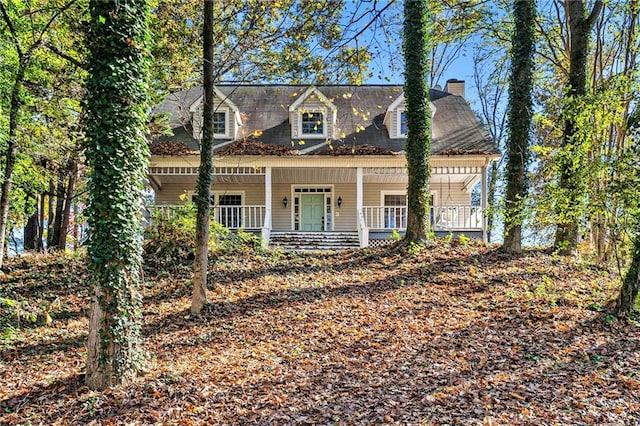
[154,183,195,204]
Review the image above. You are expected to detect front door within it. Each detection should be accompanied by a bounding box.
[301,194,324,231]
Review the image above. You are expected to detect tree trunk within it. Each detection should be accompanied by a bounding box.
[553,0,604,254]
[24,197,39,251]
[47,180,56,249]
[38,192,46,251]
[0,62,26,270]
[191,0,215,314]
[615,218,640,316]
[50,174,66,250]
[403,0,432,245]
[59,157,78,250]
[503,0,536,254]
[84,0,150,390]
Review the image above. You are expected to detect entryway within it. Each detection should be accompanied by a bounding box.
[300,194,324,231]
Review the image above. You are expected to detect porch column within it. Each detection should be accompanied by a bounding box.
[356,167,363,211]
[262,166,272,248]
[481,163,488,243]
[265,166,272,227]
[356,167,369,247]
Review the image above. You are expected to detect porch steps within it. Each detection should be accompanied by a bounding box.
[269,232,360,251]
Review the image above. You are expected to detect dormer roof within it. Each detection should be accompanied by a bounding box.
[188,86,243,128]
[288,86,337,112]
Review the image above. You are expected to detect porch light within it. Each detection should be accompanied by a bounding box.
[283,196,288,208]
[337,196,342,208]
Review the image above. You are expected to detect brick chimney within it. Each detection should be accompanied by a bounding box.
[444,79,465,98]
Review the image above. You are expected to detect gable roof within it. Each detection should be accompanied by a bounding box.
[288,86,337,112]
[152,84,498,156]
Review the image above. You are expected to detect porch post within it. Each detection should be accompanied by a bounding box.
[262,166,272,248]
[356,167,369,247]
[356,167,363,211]
[481,163,488,243]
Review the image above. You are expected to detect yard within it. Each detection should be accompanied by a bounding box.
[1,242,639,425]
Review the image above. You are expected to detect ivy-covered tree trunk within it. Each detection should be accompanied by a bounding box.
[553,0,603,254]
[615,216,640,317]
[191,0,215,314]
[403,0,431,244]
[84,0,151,390]
[503,0,536,254]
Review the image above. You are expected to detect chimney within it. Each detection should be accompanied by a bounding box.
[444,79,465,98]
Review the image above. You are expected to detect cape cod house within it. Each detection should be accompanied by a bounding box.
[148,81,500,249]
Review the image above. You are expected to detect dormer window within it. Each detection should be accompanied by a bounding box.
[399,110,407,136]
[301,111,325,136]
[213,111,227,136]
[289,87,336,139]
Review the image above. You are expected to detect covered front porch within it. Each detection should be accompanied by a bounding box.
[148,155,493,248]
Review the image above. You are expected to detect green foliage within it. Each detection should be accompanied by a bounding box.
[0,296,53,330]
[458,233,471,247]
[389,229,402,241]
[143,204,262,271]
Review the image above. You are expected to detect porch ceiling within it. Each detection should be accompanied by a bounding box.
[430,173,478,184]
[273,167,356,184]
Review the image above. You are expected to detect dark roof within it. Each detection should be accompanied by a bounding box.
[152,84,498,156]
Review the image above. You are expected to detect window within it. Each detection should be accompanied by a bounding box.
[383,193,407,229]
[399,110,407,136]
[213,111,226,136]
[301,111,324,136]
[214,193,243,228]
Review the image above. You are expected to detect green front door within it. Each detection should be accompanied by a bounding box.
[301,194,324,231]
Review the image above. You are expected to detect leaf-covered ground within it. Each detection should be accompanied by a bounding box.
[1,242,639,425]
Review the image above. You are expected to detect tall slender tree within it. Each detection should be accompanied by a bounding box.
[403,0,431,244]
[84,0,151,390]
[553,0,603,254]
[191,0,215,314]
[503,0,536,253]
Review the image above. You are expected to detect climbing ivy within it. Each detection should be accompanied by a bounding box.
[83,0,151,390]
[502,0,536,253]
[403,0,431,244]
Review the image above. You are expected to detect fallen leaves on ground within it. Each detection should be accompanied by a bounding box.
[1,243,638,425]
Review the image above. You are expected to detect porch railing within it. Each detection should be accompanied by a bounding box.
[362,205,483,231]
[362,206,408,230]
[213,205,265,230]
[147,204,266,230]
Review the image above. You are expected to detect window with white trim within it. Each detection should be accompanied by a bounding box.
[398,109,407,137]
[213,111,226,136]
[383,193,407,229]
[212,192,243,228]
[299,110,326,137]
